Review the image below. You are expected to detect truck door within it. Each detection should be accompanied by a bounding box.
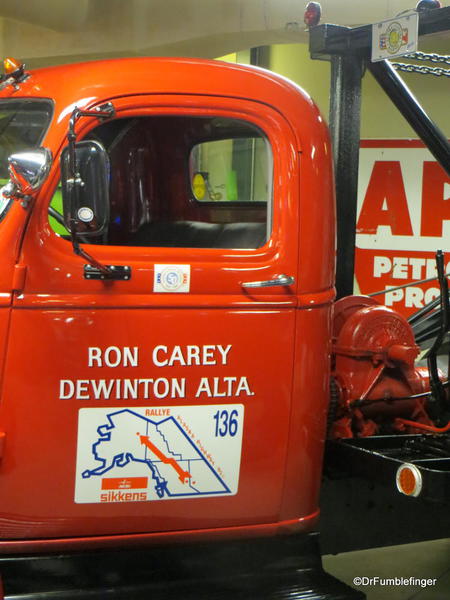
[0,95,301,540]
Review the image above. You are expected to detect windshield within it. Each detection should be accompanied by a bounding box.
[0,99,53,220]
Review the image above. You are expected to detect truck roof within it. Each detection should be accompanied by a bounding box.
[0,56,328,151]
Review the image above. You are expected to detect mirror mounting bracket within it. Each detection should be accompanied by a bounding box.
[84,264,132,281]
[71,237,114,277]
[2,182,31,207]
[67,102,115,144]
[67,102,115,191]
[66,102,115,277]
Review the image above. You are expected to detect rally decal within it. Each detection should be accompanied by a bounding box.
[75,404,243,503]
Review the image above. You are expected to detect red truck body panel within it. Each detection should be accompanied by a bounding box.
[0,58,335,551]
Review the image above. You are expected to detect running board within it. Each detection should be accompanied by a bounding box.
[0,533,364,599]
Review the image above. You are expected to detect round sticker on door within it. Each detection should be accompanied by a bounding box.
[154,264,191,293]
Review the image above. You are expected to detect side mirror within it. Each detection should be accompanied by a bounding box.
[6,147,52,197]
[61,140,110,238]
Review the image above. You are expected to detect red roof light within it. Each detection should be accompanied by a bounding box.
[304,2,322,27]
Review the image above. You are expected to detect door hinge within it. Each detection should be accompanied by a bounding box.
[12,264,27,292]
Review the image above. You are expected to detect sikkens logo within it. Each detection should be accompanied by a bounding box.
[100,491,148,503]
[100,476,148,502]
[154,264,190,293]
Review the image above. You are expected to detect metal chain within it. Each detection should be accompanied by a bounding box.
[391,61,450,77]
[404,51,450,65]
[391,50,450,77]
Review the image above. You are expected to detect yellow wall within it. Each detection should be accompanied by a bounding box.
[270,43,450,138]
[217,53,237,63]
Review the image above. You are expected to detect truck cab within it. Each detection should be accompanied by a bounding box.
[0,58,335,550]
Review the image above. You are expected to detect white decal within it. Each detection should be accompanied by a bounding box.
[371,13,418,62]
[75,404,244,503]
[154,264,190,293]
[152,344,232,367]
[59,343,255,401]
[88,346,139,368]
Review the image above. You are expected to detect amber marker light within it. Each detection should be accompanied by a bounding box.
[304,2,322,27]
[396,463,423,497]
[4,57,22,75]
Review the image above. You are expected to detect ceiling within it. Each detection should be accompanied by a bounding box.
[0,0,448,67]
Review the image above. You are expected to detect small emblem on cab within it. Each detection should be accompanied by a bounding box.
[154,264,190,293]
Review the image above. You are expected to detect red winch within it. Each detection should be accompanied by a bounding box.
[330,296,435,438]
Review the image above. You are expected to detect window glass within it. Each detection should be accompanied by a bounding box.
[190,137,270,203]
[51,115,272,249]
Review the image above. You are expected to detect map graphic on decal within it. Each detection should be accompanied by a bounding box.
[75,406,244,504]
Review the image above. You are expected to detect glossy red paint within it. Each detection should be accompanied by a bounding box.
[0,58,335,550]
[0,201,29,298]
[0,513,320,555]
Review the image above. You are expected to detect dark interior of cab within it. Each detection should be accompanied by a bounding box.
[76,115,270,249]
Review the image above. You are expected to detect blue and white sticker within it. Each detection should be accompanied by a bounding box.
[75,404,244,503]
[154,264,190,293]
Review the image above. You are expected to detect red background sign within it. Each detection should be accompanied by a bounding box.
[355,140,450,317]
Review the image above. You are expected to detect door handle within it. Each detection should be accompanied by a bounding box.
[242,274,295,289]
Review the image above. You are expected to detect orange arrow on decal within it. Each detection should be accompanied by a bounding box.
[138,434,192,484]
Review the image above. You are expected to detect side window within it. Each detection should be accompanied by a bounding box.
[190,138,269,203]
[50,115,272,249]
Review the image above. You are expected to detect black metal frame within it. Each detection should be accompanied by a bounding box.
[319,430,450,554]
[309,6,450,298]
[308,7,450,551]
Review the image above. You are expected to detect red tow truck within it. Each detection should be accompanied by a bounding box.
[0,3,448,598]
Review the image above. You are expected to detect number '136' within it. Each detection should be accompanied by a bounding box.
[213,409,239,437]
